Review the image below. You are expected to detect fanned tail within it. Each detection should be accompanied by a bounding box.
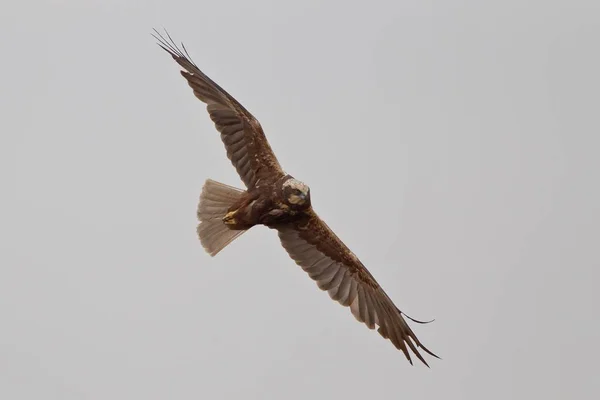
[197,179,246,256]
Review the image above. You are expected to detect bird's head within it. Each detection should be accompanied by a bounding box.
[282,178,311,208]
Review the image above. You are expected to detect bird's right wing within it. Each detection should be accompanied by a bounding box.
[276,209,438,366]
[154,30,285,189]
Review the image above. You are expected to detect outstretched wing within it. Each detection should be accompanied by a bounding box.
[276,209,439,366]
[154,30,285,189]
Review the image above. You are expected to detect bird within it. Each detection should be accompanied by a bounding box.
[153,29,439,366]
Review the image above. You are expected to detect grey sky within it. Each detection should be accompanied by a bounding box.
[2,1,599,399]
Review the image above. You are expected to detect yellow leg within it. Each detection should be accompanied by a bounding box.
[222,210,237,225]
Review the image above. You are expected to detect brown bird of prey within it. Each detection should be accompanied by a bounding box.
[154,30,438,366]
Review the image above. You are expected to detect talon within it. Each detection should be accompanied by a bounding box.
[223,210,237,225]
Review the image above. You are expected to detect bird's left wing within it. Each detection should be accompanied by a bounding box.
[276,209,438,366]
[153,30,285,189]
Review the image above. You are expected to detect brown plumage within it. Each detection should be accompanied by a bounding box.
[154,29,439,366]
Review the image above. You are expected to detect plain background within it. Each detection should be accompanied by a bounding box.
[2,1,599,399]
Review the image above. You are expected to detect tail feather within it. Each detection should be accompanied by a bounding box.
[197,179,246,256]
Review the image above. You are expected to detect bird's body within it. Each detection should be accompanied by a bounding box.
[154,30,438,366]
[221,175,311,230]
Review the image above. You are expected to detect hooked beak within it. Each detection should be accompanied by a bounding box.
[289,192,308,205]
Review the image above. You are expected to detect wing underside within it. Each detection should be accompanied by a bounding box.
[153,29,285,189]
[277,210,438,366]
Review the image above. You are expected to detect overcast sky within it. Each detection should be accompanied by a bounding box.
[2,1,599,399]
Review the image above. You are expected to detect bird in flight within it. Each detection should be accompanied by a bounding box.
[153,29,438,366]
